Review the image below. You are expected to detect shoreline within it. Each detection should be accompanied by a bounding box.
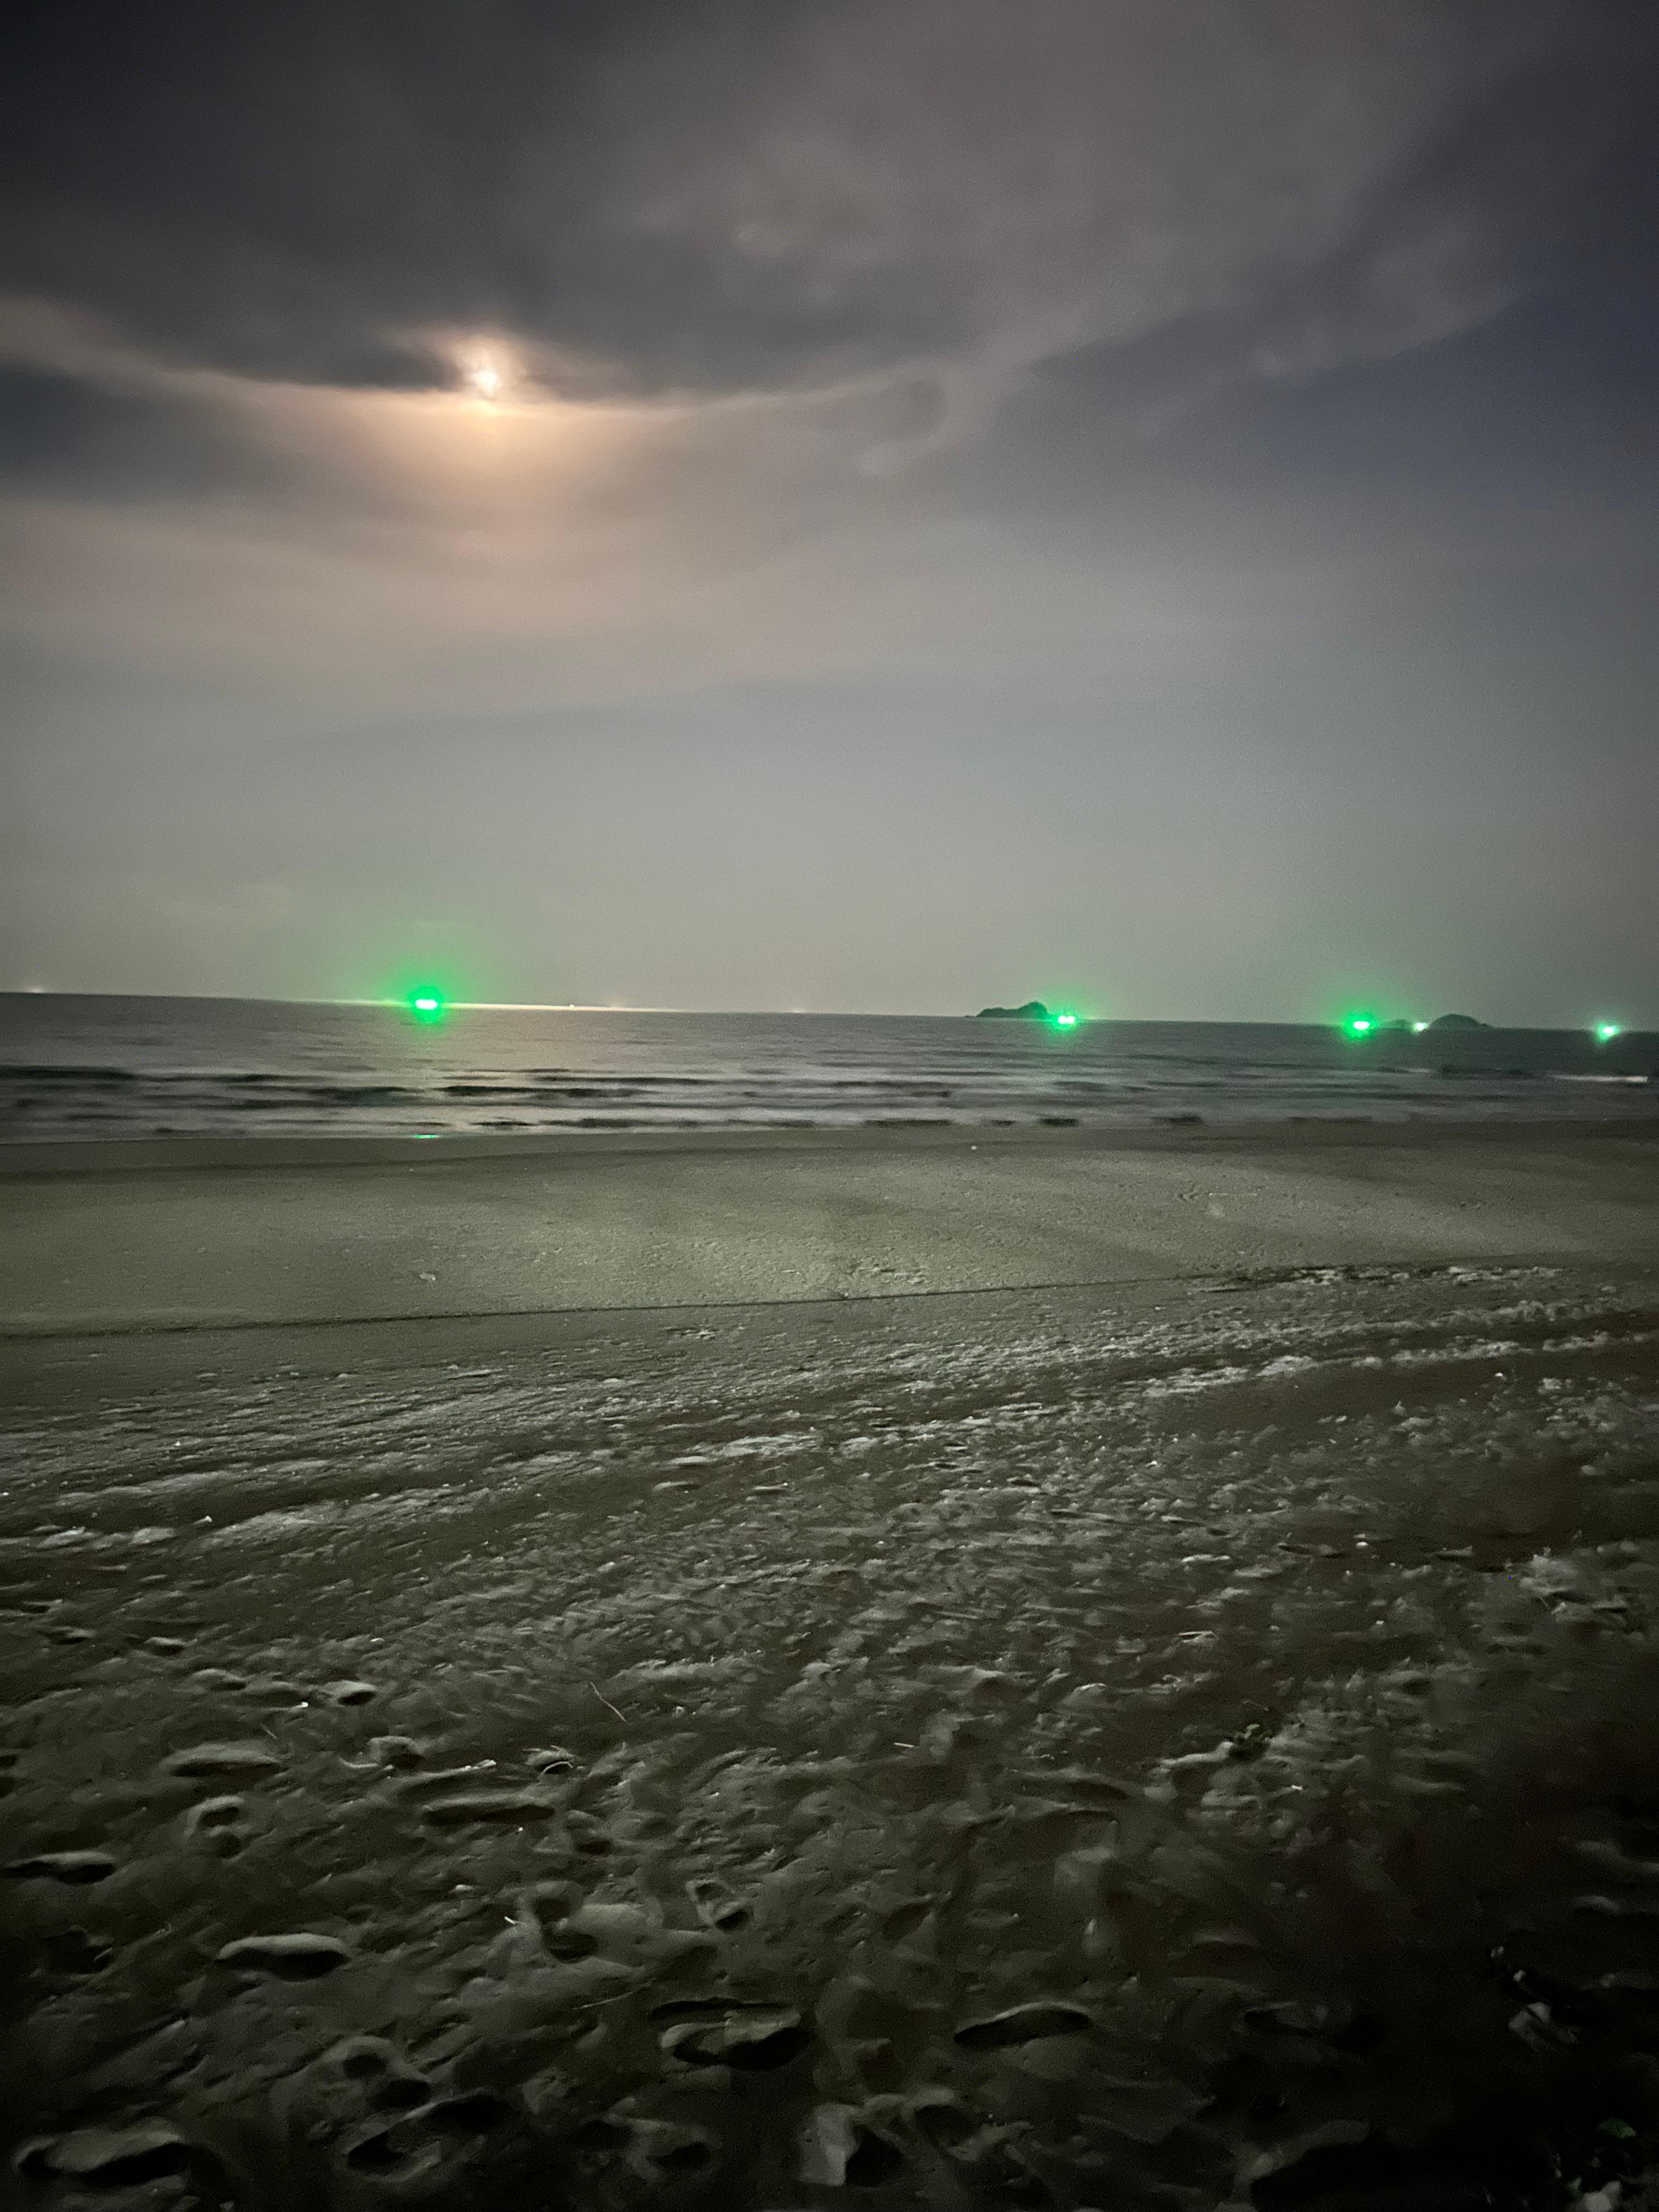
[3,1117,1655,1341]
[2,1109,1655,1177]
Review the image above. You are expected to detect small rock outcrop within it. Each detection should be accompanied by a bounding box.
[976,1001,1051,1020]
[1427,1013,1487,1030]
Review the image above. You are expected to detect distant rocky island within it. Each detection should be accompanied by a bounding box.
[1379,1013,1490,1034]
[975,1003,1492,1028]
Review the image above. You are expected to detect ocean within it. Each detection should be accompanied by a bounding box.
[1,993,1654,1142]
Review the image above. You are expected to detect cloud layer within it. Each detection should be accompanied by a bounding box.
[6,0,1651,416]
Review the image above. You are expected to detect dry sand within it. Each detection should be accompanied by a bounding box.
[3,1124,1659,2209]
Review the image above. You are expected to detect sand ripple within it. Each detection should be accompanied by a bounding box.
[3,1263,1659,2205]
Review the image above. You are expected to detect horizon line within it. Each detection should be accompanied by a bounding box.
[0,987,1645,1032]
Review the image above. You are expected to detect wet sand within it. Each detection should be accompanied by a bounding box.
[3,1125,1659,2208]
[3,1118,1655,1336]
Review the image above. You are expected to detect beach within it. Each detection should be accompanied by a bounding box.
[4,1121,1659,2207]
[3,1118,1656,1338]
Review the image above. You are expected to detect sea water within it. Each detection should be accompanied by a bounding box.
[2,994,1654,1141]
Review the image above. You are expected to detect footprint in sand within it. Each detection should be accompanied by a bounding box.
[365,1734,427,1768]
[621,2119,716,2178]
[333,2073,506,2181]
[16,2124,222,2193]
[427,2092,509,2136]
[5,1849,116,1886]
[910,2095,979,2150]
[239,1678,307,1706]
[686,1876,751,1931]
[164,1741,282,1780]
[566,1810,613,1857]
[216,1932,350,1979]
[323,2038,432,2114]
[329,2035,405,2082]
[39,1927,112,1976]
[342,2120,436,2179]
[370,2074,434,2114]
[799,2106,908,2187]
[527,1745,578,1777]
[953,2000,1094,2049]
[420,1790,561,1829]
[652,1999,812,2071]
[182,1794,246,1855]
[527,1884,600,1960]
[322,1678,377,1707]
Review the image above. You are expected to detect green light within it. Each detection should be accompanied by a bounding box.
[1595,1021,1622,1043]
[1411,1020,1429,1034]
[1343,1013,1376,1038]
[407,986,447,1023]
[1054,1011,1079,1029]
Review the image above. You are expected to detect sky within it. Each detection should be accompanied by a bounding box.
[2,0,1656,1022]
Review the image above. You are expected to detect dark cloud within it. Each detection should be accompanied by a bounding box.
[0,365,329,502]
[4,0,1653,413]
[1238,32,1659,391]
[1,0,592,387]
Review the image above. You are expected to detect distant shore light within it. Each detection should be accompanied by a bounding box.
[1595,1020,1622,1042]
[1411,1020,1429,1034]
[1055,1010,1079,1028]
[1343,1013,1376,1037]
[407,986,447,1022]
